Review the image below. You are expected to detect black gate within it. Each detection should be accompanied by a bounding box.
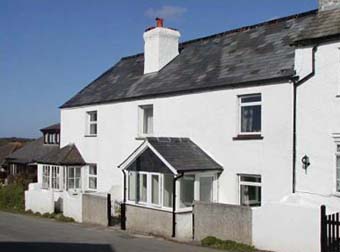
[321,205,340,252]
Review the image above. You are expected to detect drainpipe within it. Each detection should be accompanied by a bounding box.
[292,45,317,193]
[121,169,127,230]
[172,173,184,238]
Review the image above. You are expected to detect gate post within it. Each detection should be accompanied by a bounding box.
[107,194,112,226]
[321,205,327,252]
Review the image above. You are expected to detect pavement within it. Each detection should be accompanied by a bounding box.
[0,211,219,252]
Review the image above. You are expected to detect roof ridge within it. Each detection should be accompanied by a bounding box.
[121,9,317,60]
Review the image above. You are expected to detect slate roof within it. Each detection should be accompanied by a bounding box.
[295,8,340,44]
[6,137,59,165]
[0,142,23,167]
[61,9,340,109]
[147,137,222,172]
[38,144,86,166]
[40,123,60,132]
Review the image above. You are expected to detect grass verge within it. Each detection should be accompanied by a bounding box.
[201,236,257,252]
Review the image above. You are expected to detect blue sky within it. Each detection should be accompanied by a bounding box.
[0,0,316,138]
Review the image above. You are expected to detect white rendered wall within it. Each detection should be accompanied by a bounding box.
[296,41,340,196]
[61,82,293,205]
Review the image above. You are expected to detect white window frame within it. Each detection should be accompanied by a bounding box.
[138,105,154,137]
[86,111,98,136]
[162,173,174,210]
[88,164,97,191]
[238,174,262,207]
[238,94,262,135]
[137,172,148,204]
[68,166,81,192]
[150,173,161,207]
[335,144,340,194]
[51,166,61,190]
[42,165,50,189]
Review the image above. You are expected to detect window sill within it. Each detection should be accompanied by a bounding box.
[85,135,97,138]
[232,134,263,141]
[125,202,173,213]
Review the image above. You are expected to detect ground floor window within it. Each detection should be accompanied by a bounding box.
[336,147,340,192]
[239,174,261,207]
[163,174,173,208]
[68,167,81,190]
[137,173,147,203]
[199,176,214,202]
[151,174,160,205]
[10,164,17,176]
[51,166,60,190]
[128,172,136,201]
[88,164,97,190]
[42,165,50,189]
[180,175,195,208]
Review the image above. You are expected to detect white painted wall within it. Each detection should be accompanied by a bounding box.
[25,183,54,214]
[62,191,83,222]
[61,82,293,205]
[296,41,340,196]
[253,202,320,252]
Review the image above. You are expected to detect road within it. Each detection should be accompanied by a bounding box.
[0,211,218,252]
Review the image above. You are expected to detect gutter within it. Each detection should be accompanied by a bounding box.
[172,173,184,238]
[121,169,127,230]
[292,45,317,193]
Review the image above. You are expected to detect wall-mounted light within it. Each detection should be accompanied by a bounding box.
[301,155,310,172]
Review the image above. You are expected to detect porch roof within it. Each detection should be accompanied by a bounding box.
[119,137,223,174]
[37,144,86,166]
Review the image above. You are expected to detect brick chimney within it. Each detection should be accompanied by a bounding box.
[319,0,340,11]
[143,18,181,74]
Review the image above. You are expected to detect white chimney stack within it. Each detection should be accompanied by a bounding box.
[318,0,340,11]
[143,18,181,74]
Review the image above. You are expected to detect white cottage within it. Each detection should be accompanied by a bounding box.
[25,0,340,251]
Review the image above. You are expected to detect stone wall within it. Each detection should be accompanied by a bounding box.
[126,204,172,237]
[193,201,252,245]
[82,193,109,226]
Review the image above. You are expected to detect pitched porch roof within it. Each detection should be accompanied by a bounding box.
[37,144,86,166]
[118,137,223,174]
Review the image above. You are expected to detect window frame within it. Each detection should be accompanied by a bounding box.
[138,105,154,137]
[88,164,97,191]
[335,144,340,194]
[151,173,161,207]
[238,174,262,207]
[51,166,60,190]
[68,166,82,191]
[42,165,50,189]
[86,111,98,136]
[238,93,262,135]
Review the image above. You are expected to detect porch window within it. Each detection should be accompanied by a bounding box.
[163,174,173,208]
[88,164,97,190]
[239,175,261,207]
[180,175,195,208]
[51,166,60,190]
[138,173,147,203]
[239,94,261,134]
[42,165,50,189]
[86,111,97,136]
[151,174,160,205]
[199,176,214,202]
[68,167,81,190]
[336,146,340,192]
[128,172,137,201]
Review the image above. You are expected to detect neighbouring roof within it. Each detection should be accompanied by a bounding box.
[0,142,23,167]
[6,137,59,165]
[61,9,340,109]
[40,123,60,132]
[121,137,223,173]
[38,144,86,166]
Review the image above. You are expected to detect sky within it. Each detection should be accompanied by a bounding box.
[0,0,317,138]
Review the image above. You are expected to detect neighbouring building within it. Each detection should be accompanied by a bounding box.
[0,142,24,181]
[25,1,340,251]
[6,123,61,183]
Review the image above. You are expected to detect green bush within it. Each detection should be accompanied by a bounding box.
[201,236,256,252]
[54,213,74,222]
[0,183,25,212]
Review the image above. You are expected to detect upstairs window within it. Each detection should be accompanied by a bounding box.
[44,132,60,144]
[139,105,153,136]
[239,94,262,134]
[88,164,97,190]
[239,175,262,207]
[86,111,97,136]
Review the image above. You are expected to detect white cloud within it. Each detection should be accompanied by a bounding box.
[145,5,187,21]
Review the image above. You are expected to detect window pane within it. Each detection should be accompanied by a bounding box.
[241,105,261,133]
[163,174,173,207]
[240,185,261,207]
[90,124,97,135]
[143,107,153,134]
[180,175,195,208]
[200,176,213,202]
[75,168,81,178]
[75,178,80,189]
[89,165,97,175]
[240,176,261,183]
[241,95,261,103]
[138,174,147,202]
[337,156,340,192]
[152,175,160,205]
[89,112,97,122]
[68,178,74,189]
[69,168,74,178]
[128,172,136,201]
[89,177,97,189]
